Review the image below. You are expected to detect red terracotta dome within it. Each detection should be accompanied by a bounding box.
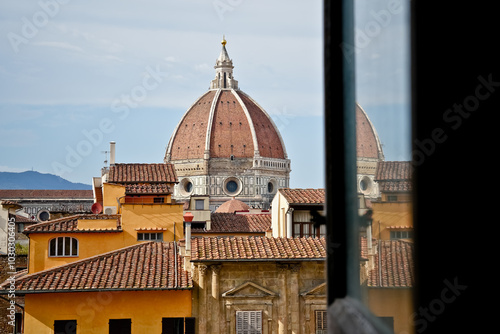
[356,103,384,160]
[165,38,287,163]
[166,89,286,161]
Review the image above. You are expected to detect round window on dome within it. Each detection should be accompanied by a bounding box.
[267,179,277,194]
[223,177,242,196]
[179,178,194,196]
[359,176,372,193]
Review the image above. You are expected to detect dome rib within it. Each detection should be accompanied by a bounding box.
[231,89,260,157]
[204,89,223,158]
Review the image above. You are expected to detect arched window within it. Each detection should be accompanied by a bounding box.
[49,237,78,257]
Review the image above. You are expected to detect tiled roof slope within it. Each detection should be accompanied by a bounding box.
[108,163,177,184]
[125,183,172,195]
[191,236,326,261]
[191,213,271,234]
[375,161,412,192]
[9,213,34,223]
[2,242,191,293]
[0,189,93,199]
[368,240,415,288]
[215,198,250,213]
[23,214,121,234]
[278,188,325,205]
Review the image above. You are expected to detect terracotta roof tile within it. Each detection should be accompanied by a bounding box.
[125,183,172,195]
[375,161,413,192]
[278,188,325,205]
[368,239,415,288]
[191,213,271,234]
[9,213,34,223]
[108,163,177,184]
[215,198,250,213]
[0,190,93,199]
[23,214,122,234]
[191,236,326,261]
[2,242,191,293]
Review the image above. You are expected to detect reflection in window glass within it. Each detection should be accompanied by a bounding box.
[354,0,413,333]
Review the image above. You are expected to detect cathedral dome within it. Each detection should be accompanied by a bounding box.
[164,38,291,210]
[356,103,384,160]
[165,38,286,162]
[165,89,287,161]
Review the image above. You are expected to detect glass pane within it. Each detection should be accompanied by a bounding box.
[354,0,413,333]
[56,237,63,256]
[49,239,56,256]
[64,237,71,256]
[72,238,78,256]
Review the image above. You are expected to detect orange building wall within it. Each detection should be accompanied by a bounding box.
[24,290,192,334]
[371,201,413,240]
[367,288,414,334]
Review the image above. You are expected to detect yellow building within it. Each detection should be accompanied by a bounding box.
[371,161,413,241]
[1,162,194,333]
[363,239,415,334]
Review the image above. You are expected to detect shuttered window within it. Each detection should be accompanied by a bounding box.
[315,310,327,334]
[236,311,262,334]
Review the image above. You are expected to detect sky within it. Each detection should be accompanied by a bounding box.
[0,0,410,189]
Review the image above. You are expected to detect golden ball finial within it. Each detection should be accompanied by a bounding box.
[222,35,226,46]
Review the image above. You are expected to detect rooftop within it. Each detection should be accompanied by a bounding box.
[278,188,325,205]
[23,214,122,234]
[1,241,191,293]
[191,213,271,234]
[0,189,93,200]
[191,236,326,262]
[108,163,177,184]
[367,239,415,288]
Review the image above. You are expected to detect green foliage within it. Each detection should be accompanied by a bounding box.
[15,242,29,255]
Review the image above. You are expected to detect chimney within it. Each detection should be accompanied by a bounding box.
[110,141,116,165]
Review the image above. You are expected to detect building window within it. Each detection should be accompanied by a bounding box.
[54,320,77,334]
[236,311,262,334]
[390,230,413,240]
[267,182,274,193]
[15,312,23,334]
[223,177,242,196]
[195,199,205,210]
[315,310,327,334]
[137,232,163,241]
[154,197,165,203]
[293,222,325,238]
[109,319,131,334]
[161,317,195,334]
[49,237,78,257]
[387,195,398,202]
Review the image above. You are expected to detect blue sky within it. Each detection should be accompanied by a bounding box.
[0,0,410,188]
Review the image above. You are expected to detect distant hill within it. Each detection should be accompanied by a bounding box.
[0,171,92,190]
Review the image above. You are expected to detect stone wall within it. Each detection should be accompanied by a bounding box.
[0,254,28,334]
[192,260,326,334]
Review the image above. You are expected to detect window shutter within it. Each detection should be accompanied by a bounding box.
[185,317,196,334]
[236,311,262,334]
